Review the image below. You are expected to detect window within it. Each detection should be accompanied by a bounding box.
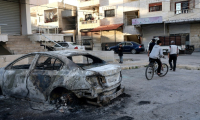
[105,9,115,17]
[175,1,189,14]
[126,42,133,46]
[149,2,162,12]
[44,9,58,23]
[67,55,105,69]
[35,55,63,70]
[85,14,93,21]
[61,43,69,47]
[71,56,93,64]
[54,43,69,47]
[10,55,36,69]
[119,42,125,46]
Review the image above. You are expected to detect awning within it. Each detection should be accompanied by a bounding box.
[90,23,123,32]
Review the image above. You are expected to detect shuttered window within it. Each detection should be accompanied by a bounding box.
[0,0,21,35]
[149,2,162,12]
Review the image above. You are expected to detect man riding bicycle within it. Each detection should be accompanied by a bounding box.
[149,40,164,75]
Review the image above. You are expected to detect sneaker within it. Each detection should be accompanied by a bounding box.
[157,73,163,75]
[170,68,172,70]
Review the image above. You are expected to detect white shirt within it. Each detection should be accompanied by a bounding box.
[149,45,164,59]
[168,45,179,54]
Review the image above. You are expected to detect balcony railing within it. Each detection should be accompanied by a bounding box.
[81,20,98,24]
[79,20,100,29]
[175,9,193,14]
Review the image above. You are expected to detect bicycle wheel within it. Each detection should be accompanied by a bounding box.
[145,65,154,80]
[158,63,168,77]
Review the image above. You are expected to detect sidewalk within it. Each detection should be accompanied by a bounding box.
[111,52,200,70]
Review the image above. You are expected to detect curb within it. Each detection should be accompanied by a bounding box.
[120,64,200,70]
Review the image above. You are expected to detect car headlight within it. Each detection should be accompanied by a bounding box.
[86,77,98,87]
[98,76,106,84]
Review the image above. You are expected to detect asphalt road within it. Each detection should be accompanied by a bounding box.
[0,67,200,120]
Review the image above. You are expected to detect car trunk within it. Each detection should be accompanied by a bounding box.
[87,64,122,87]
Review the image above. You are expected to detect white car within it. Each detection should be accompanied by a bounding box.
[54,42,85,51]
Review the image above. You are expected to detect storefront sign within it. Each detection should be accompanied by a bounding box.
[132,16,162,25]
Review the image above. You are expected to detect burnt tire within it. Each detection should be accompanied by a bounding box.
[49,88,79,107]
[60,93,79,106]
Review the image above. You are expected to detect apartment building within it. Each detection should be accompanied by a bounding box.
[78,0,200,50]
[138,0,200,50]
[30,2,77,42]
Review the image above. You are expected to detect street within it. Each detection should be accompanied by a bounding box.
[0,66,200,120]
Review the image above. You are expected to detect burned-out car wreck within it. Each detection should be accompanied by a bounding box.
[0,51,124,106]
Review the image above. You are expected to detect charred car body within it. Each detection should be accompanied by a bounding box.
[0,51,124,106]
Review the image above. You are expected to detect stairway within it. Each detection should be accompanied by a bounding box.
[3,35,46,54]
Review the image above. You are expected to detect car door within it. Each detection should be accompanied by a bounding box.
[2,54,37,98]
[27,54,64,102]
[124,42,133,52]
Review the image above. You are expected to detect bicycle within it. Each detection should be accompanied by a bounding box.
[145,57,168,80]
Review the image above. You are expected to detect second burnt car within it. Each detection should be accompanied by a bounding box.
[0,51,124,106]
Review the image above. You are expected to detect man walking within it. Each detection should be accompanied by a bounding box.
[118,44,123,64]
[168,41,179,71]
[149,40,164,75]
[148,39,156,56]
[148,39,156,62]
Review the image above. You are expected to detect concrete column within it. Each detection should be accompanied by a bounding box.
[20,0,32,35]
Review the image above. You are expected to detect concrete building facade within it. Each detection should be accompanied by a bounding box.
[30,2,77,42]
[78,0,200,50]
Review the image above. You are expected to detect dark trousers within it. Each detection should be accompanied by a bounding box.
[150,58,162,73]
[169,54,177,71]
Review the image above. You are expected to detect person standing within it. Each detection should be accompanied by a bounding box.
[149,40,164,75]
[105,44,109,51]
[168,41,179,71]
[118,44,123,64]
[148,39,156,58]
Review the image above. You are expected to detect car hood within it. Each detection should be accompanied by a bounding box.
[86,64,121,76]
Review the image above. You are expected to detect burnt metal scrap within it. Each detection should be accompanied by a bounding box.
[0,50,124,106]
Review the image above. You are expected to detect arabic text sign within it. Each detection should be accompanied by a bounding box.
[132,16,162,25]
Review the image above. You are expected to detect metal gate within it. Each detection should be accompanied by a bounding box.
[0,0,21,35]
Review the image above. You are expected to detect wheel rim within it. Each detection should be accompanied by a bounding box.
[158,63,168,77]
[131,49,136,54]
[145,66,154,80]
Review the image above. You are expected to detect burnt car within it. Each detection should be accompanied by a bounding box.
[0,51,124,106]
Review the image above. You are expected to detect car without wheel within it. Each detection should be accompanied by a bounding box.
[109,42,144,54]
[0,51,124,106]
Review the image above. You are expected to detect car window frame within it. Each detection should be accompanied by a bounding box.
[5,54,37,70]
[118,42,125,46]
[34,54,65,71]
[126,42,133,46]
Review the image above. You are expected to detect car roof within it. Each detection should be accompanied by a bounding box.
[57,42,73,44]
[29,50,91,57]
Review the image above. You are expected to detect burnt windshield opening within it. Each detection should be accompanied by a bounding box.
[67,54,106,69]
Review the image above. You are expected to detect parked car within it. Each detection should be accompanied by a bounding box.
[0,51,124,106]
[54,42,85,50]
[109,42,145,54]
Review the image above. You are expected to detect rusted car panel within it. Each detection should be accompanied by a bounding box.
[0,50,124,105]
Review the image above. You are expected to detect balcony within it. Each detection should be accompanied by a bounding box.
[175,9,193,14]
[79,0,100,8]
[79,20,100,29]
